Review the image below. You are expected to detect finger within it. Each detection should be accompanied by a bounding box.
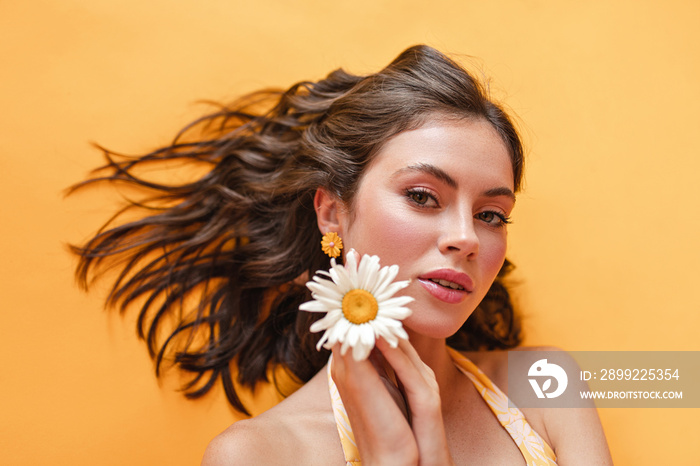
[331,344,381,389]
[330,345,417,462]
[396,338,439,383]
[368,349,410,421]
[375,339,452,466]
[331,344,408,424]
[376,338,438,396]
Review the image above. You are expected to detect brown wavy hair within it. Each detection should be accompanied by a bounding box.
[71,45,523,414]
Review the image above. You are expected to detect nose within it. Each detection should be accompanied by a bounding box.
[438,211,479,259]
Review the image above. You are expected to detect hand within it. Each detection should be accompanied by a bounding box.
[331,338,455,466]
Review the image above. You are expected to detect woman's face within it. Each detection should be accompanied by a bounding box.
[339,117,515,339]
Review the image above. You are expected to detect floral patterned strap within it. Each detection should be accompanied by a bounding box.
[447,347,558,465]
[327,357,362,466]
[328,350,558,465]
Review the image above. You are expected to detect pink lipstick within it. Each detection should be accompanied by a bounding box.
[417,269,473,304]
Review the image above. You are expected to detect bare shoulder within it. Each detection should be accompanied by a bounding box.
[519,347,613,463]
[469,345,613,464]
[201,404,326,465]
[201,416,281,465]
[201,368,342,466]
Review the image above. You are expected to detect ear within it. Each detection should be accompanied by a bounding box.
[314,188,346,236]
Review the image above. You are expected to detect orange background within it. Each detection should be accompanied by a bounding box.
[2,1,699,464]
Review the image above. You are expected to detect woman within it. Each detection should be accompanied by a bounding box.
[74,45,612,464]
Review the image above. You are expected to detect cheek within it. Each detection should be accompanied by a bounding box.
[345,198,429,265]
[479,232,508,278]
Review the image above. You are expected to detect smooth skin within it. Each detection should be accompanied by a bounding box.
[202,116,612,465]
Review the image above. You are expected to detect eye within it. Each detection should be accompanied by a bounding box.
[476,210,511,227]
[405,188,439,208]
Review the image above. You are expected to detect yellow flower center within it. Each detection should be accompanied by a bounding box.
[342,289,378,324]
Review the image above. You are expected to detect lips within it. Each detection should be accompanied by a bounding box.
[417,269,474,304]
[427,278,465,290]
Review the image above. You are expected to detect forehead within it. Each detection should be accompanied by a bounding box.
[362,117,514,190]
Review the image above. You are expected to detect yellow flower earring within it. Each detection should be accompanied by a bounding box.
[321,232,343,258]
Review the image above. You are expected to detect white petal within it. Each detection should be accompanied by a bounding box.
[369,265,391,295]
[379,306,412,320]
[310,310,343,332]
[316,331,330,351]
[375,317,409,341]
[374,280,411,302]
[378,264,400,292]
[373,265,400,296]
[309,294,342,309]
[324,319,351,349]
[340,324,360,355]
[340,338,351,356]
[359,324,375,347]
[307,280,344,300]
[352,337,373,361]
[299,300,332,312]
[345,250,360,285]
[347,324,361,347]
[327,266,342,287]
[394,326,409,341]
[371,320,399,347]
[378,295,414,308]
[331,260,356,292]
[358,254,380,290]
[379,317,404,328]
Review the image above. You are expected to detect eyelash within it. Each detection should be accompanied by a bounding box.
[405,188,512,227]
[476,211,512,227]
[405,188,439,207]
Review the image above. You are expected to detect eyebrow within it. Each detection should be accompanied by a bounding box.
[484,186,517,204]
[393,163,458,188]
[392,163,516,203]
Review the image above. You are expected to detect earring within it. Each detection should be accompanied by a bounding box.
[321,232,343,258]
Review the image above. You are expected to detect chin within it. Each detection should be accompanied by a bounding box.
[403,313,472,340]
[401,294,478,340]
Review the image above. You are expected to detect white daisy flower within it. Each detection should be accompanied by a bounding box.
[299,249,414,361]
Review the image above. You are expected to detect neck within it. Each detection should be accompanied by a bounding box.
[405,330,460,388]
